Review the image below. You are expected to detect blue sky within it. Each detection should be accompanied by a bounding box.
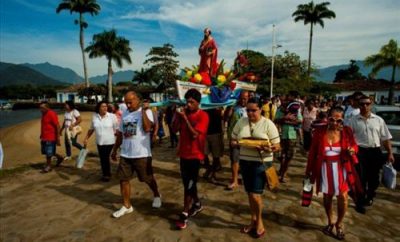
[1,0,399,77]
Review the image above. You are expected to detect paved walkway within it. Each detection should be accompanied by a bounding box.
[1,142,399,242]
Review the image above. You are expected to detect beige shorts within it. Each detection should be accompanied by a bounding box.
[204,133,224,158]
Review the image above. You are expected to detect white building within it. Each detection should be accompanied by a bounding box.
[333,80,400,104]
[56,83,103,103]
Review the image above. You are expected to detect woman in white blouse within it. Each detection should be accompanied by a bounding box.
[84,101,118,182]
[60,101,83,161]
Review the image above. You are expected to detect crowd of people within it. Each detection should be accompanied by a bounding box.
[38,88,396,240]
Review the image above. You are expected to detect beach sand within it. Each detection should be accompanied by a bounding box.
[0,113,399,241]
[0,112,97,169]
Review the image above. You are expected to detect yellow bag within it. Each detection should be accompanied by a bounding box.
[265,165,279,191]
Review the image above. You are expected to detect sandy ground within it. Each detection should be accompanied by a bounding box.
[0,112,97,169]
[0,113,399,242]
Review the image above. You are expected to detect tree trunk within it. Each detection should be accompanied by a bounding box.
[388,64,397,105]
[80,13,89,88]
[107,60,113,103]
[307,24,314,79]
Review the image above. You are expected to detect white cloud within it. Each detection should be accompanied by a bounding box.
[1,0,399,76]
[122,0,400,67]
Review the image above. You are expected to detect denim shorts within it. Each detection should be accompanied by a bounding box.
[41,141,56,158]
[229,147,240,164]
[240,160,271,194]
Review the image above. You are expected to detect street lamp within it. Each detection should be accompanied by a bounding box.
[270,24,282,98]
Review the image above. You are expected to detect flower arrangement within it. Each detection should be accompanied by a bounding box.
[181,60,260,89]
[181,60,237,90]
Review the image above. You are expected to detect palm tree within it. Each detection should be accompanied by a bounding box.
[365,39,400,104]
[85,29,133,102]
[292,1,336,78]
[133,68,160,86]
[56,0,101,88]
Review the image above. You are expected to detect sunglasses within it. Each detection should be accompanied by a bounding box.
[328,117,343,124]
[246,109,258,113]
[359,102,371,106]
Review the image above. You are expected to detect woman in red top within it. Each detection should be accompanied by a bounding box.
[306,107,359,240]
[198,28,218,77]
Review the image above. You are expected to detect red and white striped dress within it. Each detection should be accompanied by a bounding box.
[320,141,349,196]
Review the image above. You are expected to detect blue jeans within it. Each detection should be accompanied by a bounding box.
[64,131,83,156]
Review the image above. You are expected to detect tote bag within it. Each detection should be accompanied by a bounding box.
[382,162,397,189]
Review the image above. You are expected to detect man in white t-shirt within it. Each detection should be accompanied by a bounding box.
[111,91,162,218]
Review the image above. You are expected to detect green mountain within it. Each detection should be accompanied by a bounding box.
[314,60,400,82]
[23,62,83,84]
[0,62,67,87]
[20,62,134,84]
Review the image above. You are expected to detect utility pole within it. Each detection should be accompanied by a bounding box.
[270,24,281,98]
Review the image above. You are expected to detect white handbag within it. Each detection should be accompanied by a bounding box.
[76,148,88,169]
[382,162,397,189]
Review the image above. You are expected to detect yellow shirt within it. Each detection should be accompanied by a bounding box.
[262,102,277,121]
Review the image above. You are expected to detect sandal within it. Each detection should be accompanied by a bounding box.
[335,224,345,240]
[251,229,266,238]
[240,226,255,234]
[226,182,238,190]
[322,224,334,235]
[240,220,256,234]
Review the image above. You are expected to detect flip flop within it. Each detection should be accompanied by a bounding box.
[252,229,266,238]
[335,224,345,240]
[322,224,334,236]
[226,183,238,190]
[240,226,255,234]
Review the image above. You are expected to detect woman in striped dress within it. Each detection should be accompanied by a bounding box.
[306,107,359,240]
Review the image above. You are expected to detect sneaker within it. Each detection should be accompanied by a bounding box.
[56,157,64,167]
[364,198,373,207]
[355,204,366,214]
[175,212,188,229]
[40,166,52,173]
[112,206,134,218]
[152,196,162,208]
[63,156,71,161]
[188,202,203,217]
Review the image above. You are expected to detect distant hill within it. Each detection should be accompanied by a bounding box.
[314,60,400,82]
[90,70,135,84]
[23,62,83,84]
[0,62,67,87]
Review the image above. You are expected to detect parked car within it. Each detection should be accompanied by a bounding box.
[373,105,400,170]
